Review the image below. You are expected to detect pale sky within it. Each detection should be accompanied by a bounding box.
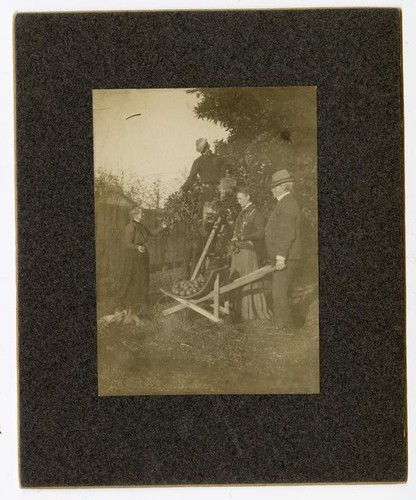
[93,88,229,192]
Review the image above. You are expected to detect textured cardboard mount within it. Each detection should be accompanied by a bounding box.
[15,9,406,486]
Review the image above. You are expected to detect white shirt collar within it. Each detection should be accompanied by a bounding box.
[276,191,290,202]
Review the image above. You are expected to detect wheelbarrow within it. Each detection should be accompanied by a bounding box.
[160,264,276,323]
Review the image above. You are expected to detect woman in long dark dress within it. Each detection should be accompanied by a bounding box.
[230,187,271,320]
[120,206,166,317]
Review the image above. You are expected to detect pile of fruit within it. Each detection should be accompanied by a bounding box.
[171,275,206,297]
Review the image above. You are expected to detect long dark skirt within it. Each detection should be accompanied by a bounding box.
[120,251,150,314]
[230,249,271,320]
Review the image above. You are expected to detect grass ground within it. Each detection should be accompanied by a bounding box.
[97,268,319,396]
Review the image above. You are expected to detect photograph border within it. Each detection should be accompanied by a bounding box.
[14,8,406,487]
[93,85,320,397]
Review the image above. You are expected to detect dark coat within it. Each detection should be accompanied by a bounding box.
[265,193,302,261]
[120,221,163,312]
[233,204,266,263]
[181,151,224,191]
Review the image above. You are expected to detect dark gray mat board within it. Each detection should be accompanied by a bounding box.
[15,9,406,486]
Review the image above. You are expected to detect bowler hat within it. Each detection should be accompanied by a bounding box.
[196,138,208,153]
[269,169,294,188]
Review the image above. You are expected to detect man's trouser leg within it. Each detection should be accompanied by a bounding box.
[272,259,298,328]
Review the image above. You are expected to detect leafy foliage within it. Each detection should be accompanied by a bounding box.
[162,88,319,277]
[164,88,317,244]
[162,181,204,231]
[94,168,168,209]
[189,87,316,144]
[190,87,318,222]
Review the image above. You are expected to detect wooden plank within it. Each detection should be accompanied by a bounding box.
[209,304,230,315]
[162,289,223,323]
[224,300,230,315]
[190,217,222,280]
[219,265,274,294]
[213,273,220,319]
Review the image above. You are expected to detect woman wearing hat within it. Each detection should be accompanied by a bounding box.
[265,169,302,329]
[229,186,271,321]
[119,206,167,318]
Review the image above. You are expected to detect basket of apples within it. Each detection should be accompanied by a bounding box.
[171,275,206,298]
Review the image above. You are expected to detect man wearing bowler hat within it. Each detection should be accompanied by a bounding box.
[265,169,302,329]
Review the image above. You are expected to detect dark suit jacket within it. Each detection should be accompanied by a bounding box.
[181,152,224,191]
[265,193,302,260]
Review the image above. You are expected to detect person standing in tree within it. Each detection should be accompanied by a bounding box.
[180,138,225,203]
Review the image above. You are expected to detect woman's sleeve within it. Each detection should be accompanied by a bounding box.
[125,224,137,249]
[147,226,165,237]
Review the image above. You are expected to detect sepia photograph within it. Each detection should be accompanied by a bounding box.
[94,86,319,396]
[10,5,408,492]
